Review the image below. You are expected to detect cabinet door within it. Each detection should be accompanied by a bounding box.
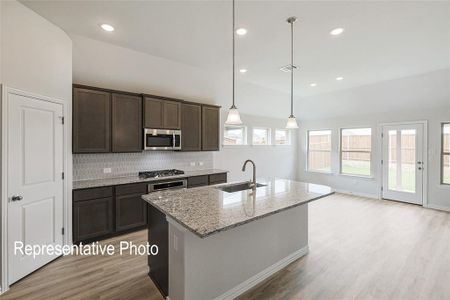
[73,197,114,243]
[202,106,220,151]
[115,183,148,232]
[163,101,181,129]
[112,93,142,152]
[181,103,201,151]
[73,88,111,153]
[144,97,163,128]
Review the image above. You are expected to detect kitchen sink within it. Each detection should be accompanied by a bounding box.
[216,182,267,193]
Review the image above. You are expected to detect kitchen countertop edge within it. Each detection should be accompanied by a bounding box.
[73,169,229,190]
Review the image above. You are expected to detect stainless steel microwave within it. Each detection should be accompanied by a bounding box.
[144,129,181,150]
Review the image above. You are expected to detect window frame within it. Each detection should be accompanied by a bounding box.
[339,127,373,178]
[306,129,333,174]
[274,129,291,146]
[223,125,248,146]
[252,127,272,146]
[441,123,450,185]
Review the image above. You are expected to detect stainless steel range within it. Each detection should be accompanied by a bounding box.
[139,169,187,193]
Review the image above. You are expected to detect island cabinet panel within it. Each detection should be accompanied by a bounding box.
[115,183,148,232]
[144,97,181,129]
[202,105,220,151]
[73,187,114,243]
[148,205,169,298]
[73,88,111,153]
[111,93,142,152]
[181,103,202,151]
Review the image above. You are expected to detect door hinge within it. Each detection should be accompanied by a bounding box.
[62,228,65,235]
[59,116,65,124]
[381,159,384,165]
[381,132,384,138]
[381,186,384,191]
[62,172,65,180]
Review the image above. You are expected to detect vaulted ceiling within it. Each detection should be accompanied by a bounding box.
[22,0,450,98]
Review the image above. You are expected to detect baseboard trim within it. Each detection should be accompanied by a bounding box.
[334,189,379,199]
[426,204,450,212]
[214,246,309,300]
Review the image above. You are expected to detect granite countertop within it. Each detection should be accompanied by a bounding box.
[142,178,334,238]
[73,169,228,190]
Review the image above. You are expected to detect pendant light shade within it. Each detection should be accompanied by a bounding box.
[225,0,243,125]
[286,115,299,129]
[225,105,242,125]
[285,16,299,129]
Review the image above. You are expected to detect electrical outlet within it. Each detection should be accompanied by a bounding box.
[103,168,112,174]
[173,234,178,251]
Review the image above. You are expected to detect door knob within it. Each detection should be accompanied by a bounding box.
[11,195,23,201]
[418,167,423,170]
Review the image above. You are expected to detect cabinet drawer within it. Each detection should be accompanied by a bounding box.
[187,175,209,188]
[115,183,148,196]
[73,187,113,202]
[209,173,227,185]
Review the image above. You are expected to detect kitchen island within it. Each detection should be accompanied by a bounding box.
[142,178,333,300]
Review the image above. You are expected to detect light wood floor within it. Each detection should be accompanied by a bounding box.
[2,194,450,300]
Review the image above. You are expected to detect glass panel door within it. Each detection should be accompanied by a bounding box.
[382,124,424,204]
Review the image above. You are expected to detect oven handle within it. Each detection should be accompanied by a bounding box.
[148,179,187,193]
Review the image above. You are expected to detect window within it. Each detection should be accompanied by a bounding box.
[340,128,372,176]
[252,128,271,145]
[223,126,247,145]
[442,123,450,185]
[275,129,290,145]
[307,130,332,172]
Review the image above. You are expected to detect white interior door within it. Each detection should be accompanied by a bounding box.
[7,92,64,285]
[382,123,424,205]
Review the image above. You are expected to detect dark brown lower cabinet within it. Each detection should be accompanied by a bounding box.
[148,205,169,298]
[73,196,114,243]
[115,183,148,232]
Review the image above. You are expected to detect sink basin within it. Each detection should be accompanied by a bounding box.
[216,182,267,193]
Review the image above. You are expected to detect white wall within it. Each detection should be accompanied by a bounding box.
[70,35,297,182]
[0,0,73,287]
[214,113,297,182]
[296,72,450,210]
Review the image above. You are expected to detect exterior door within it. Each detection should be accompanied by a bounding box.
[382,123,424,205]
[7,92,64,284]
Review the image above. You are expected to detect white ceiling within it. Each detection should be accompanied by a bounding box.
[22,0,450,97]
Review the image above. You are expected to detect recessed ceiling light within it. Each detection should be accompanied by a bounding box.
[100,24,114,32]
[236,28,247,36]
[336,76,344,81]
[239,69,247,73]
[310,83,317,87]
[330,27,344,36]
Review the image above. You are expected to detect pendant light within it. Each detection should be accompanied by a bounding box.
[285,16,299,129]
[225,0,243,125]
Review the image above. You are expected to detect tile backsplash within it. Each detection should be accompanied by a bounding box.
[73,152,214,181]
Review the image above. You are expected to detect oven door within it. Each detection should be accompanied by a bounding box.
[144,129,181,150]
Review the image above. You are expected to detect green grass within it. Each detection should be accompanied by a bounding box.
[341,161,370,176]
[388,165,415,192]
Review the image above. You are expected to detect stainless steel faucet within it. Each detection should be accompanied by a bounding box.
[242,159,256,188]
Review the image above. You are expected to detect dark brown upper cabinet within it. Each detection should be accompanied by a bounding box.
[181,103,202,151]
[144,96,180,129]
[112,93,142,152]
[202,105,220,151]
[73,88,111,153]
